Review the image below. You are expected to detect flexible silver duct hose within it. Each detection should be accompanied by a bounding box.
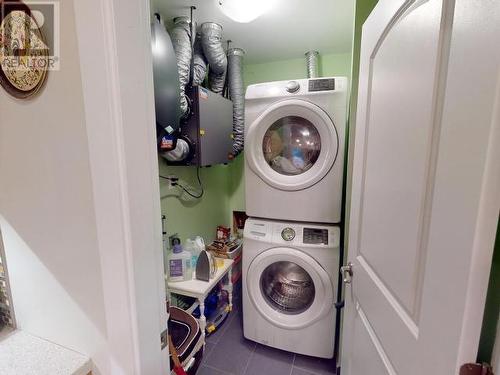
[192,33,208,86]
[227,48,245,156]
[162,138,190,162]
[170,17,192,117]
[305,50,319,78]
[201,22,227,95]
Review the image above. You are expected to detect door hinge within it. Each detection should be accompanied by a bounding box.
[459,363,494,375]
[160,329,168,350]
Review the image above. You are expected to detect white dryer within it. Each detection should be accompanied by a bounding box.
[242,218,340,358]
[244,77,348,223]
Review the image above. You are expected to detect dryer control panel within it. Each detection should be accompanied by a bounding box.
[308,78,335,92]
[303,228,329,245]
[245,76,347,99]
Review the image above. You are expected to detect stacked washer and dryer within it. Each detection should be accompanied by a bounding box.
[242,77,347,359]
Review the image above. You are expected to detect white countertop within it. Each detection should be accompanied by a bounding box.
[0,330,92,375]
[166,258,234,299]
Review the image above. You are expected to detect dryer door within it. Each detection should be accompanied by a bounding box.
[246,247,334,329]
[246,99,338,191]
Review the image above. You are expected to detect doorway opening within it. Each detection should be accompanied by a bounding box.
[0,228,16,338]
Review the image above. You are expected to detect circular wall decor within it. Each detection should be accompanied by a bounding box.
[0,1,49,99]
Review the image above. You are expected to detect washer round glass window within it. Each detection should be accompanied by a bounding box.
[260,261,315,315]
[262,116,321,176]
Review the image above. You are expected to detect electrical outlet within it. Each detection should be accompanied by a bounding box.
[167,175,178,190]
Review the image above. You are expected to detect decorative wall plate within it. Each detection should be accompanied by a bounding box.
[0,1,49,99]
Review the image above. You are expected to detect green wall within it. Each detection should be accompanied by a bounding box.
[478,218,500,364]
[227,153,245,224]
[159,160,230,243]
[161,52,353,243]
[243,53,352,87]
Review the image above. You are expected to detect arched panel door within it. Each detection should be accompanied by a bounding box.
[342,1,500,375]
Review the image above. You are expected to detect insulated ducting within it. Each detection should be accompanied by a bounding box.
[162,138,190,162]
[201,23,227,95]
[171,16,192,117]
[192,33,208,86]
[305,50,319,78]
[227,48,245,156]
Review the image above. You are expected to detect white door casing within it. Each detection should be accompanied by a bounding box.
[342,0,500,374]
[74,0,168,373]
[246,99,339,191]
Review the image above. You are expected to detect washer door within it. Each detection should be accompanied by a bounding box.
[246,99,339,191]
[246,247,334,330]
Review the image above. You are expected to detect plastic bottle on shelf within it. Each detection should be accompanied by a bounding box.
[167,239,192,282]
[185,238,198,270]
[185,236,205,270]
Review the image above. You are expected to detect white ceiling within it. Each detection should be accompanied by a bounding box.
[152,0,355,64]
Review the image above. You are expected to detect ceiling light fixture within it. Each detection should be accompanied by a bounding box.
[216,0,276,23]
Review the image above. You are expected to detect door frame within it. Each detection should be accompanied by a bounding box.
[342,0,500,373]
[73,1,168,374]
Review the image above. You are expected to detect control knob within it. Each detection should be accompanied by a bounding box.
[281,227,296,241]
[286,81,300,93]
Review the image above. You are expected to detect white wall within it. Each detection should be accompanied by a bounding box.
[0,0,167,374]
[0,1,111,373]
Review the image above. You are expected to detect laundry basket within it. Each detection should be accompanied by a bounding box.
[168,306,204,374]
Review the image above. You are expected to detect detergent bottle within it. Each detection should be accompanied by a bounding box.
[167,238,192,282]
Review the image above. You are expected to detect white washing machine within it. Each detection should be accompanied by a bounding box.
[242,218,340,358]
[244,77,348,223]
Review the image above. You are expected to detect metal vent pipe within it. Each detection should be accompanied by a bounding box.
[227,47,245,156]
[171,16,192,117]
[305,50,319,78]
[201,22,227,94]
[192,32,208,86]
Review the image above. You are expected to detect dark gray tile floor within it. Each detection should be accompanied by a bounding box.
[197,283,336,375]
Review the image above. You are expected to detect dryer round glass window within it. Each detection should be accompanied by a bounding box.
[260,261,315,314]
[262,116,321,176]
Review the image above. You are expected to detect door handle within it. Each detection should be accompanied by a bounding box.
[340,262,353,284]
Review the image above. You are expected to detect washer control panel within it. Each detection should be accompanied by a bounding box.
[303,228,329,245]
[281,227,296,241]
[244,218,340,248]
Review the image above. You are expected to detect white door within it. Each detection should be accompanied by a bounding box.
[342,0,500,374]
[246,99,339,190]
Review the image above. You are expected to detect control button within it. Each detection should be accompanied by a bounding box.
[281,227,296,241]
[286,81,300,93]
